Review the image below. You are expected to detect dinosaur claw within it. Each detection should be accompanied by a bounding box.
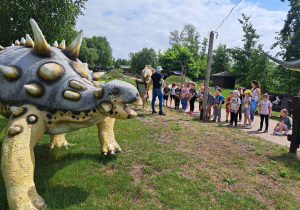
[103,152,107,156]
[118,148,122,153]
[110,151,115,155]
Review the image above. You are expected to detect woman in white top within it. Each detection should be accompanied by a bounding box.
[170,83,176,108]
[250,80,261,124]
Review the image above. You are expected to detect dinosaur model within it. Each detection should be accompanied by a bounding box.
[0,19,141,209]
[141,65,155,82]
[263,52,300,72]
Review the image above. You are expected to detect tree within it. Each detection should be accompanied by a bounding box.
[270,0,300,93]
[211,44,231,74]
[78,36,113,71]
[229,14,260,87]
[129,48,158,74]
[0,0,87,47]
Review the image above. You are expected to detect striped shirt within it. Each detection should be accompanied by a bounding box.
[230,97,241,111]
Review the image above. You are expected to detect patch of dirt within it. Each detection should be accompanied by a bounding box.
[130,163,147,186]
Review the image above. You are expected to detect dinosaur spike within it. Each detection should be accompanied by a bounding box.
[0,45,4,50]
[15,40,20,45]
[39,63,63,82]
[58,40,66,49]
[0,65,19,80]
[82,78,93,85]
[30,19,50,56]
[94,88,103,98]
[93,81,105,87]
[53,41,58,47]
[73,62,89,79]
[93,72,106,81]
[10,106,24,116]
[63,90,81,101]
[25,34,34,47]
[66,30,84,59]
[24,84,43,96]
[69,80,87,90]
[20,37,26,45]
[8,125,22,136]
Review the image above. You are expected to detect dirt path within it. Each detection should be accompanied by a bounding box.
[145,90,296,149]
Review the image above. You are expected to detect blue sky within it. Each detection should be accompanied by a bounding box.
[76,0,290,59]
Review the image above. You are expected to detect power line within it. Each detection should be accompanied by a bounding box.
[215,0,242,32]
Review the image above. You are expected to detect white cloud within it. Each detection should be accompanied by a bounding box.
[75,0,288,59]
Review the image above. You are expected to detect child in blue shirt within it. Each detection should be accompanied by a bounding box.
[212,88,223,122]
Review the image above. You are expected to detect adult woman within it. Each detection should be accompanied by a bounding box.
[250,80,261,125]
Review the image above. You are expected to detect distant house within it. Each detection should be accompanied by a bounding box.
[168,71,182,76]
[211,72,235,89]
[120,65,132,74]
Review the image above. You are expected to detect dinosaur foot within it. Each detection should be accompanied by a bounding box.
[101,141,122,155]
[8,186,46,210]
[50,134,68,150]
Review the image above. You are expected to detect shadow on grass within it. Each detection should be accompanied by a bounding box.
[266,153,300,174]
[0,143,117,209]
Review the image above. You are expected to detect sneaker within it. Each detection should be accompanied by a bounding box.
[159,111,166,115]
[238,119,242,122]
[229,123,233,126]
[246,125,251,129]
[251,122,254,127]
[257,128,262,131]
[284,131,289,135]
[235,125,238,128]
[264,130,268,133]
[225,119,228,122]
[190,111,194,114]
[152,110,157,114]
[275,131,283,136]
[212,120,216,122]
[240,124,246,127]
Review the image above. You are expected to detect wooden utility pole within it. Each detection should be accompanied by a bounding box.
[201,31,217,120]
[180,63,184,85]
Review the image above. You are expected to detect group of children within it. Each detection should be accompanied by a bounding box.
[162,82,292,136]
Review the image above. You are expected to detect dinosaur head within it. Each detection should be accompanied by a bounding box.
[96,80,142,119]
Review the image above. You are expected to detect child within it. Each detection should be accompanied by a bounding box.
[175,83,181,109]
[188,82,197,114]
[181,82,189,111]
[198,83,204,112]
[163,83,170,107]
[206,87,214,119]
[237,87,244,122]
[212,88,223,122]
[258,93,272,133]
[229,90,241,127]
[226,91,233,122]
[274,109,292,135]
[170,83,176,108]
[243,90,252,128]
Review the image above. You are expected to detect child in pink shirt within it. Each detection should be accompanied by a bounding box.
[258,93,272,132]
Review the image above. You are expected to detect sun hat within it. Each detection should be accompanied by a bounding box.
[166,82,169,85]
[156,66,163,72]
[233,90,239,94]
[177,83,181,85]
[245,89,252,94]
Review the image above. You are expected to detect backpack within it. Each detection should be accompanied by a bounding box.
[195,91,199,98]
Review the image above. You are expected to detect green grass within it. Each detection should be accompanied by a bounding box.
[98,71,136,85]
[1,106,300,209]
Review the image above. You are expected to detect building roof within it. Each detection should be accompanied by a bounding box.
[120,65,131,69]
[169,71,182,75]
[211,72,234,77]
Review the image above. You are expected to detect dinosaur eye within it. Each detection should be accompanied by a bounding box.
[112,89,120,96]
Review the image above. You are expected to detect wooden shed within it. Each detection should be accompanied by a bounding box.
[211,72,235,89]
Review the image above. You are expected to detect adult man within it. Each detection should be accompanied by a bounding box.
[146,66,166,115]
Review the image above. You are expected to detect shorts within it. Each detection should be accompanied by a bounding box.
[226,107,230,114]
[170,95,175,100]
[163,95,169,100]
[243,109,250,115]
[199,101,203,106]
[276,124,289,131]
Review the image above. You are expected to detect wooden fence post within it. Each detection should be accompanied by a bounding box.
[287,96,300,154]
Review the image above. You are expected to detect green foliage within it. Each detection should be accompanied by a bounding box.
[164,76,192,85]
[223,177,237,185]
[270,0,300,94]
[78,36,113,70]
[113,58,130,70]
[0,0,87,47]
[211,44,231,74]
[129,48,157,74]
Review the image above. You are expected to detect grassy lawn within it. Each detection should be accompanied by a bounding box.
[1,106,300,209]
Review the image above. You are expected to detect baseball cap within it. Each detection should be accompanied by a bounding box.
[156,66,163,71]
[214,86,219,90]
[177,83,181,85]
[166,82,169,85]
[233,90,239,94]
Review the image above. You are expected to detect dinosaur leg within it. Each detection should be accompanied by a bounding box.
[50,134,68,150]
[1,105,46,210]
[96,116,121,155]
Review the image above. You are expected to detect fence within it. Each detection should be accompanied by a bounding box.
[287,96,300,154]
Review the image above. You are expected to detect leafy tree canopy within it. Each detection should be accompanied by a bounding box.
[0,0,87,47]
[129,48,158,74]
